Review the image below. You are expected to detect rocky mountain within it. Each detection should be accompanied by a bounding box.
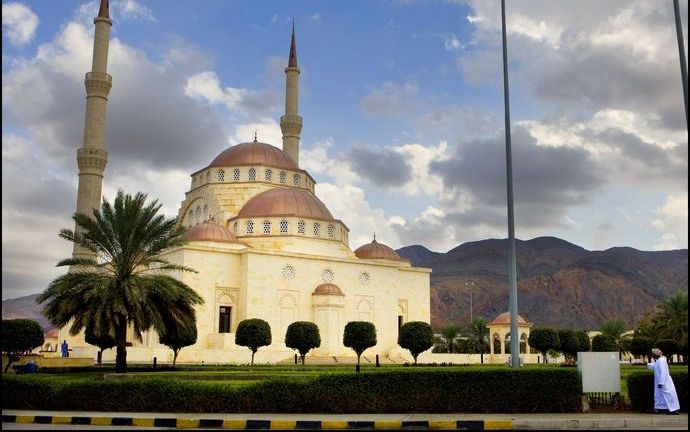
[1,293,54,331]
[397,237,687,330]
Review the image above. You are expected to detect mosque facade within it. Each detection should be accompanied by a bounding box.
[60,1,431,364]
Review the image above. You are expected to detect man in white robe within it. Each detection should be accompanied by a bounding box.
[647,348,680,414]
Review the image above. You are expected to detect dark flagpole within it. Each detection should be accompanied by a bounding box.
[673,0,689,130]
[501,0,520,369]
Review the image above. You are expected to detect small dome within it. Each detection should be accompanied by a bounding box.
[313,283,344,296]
[238,188,334,221]
[184,221,238,243]
[490,312,528,325]
[355,237,401,260]
[209,141,297,170]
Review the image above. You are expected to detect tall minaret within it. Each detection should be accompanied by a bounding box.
[280,23,303,166]
[73,0,112,258]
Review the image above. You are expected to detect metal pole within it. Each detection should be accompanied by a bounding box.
[501,0,520,369]
[673,0,689,130]
[470,287,473,322]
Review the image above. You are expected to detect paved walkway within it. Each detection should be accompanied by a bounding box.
[2,410,687,430]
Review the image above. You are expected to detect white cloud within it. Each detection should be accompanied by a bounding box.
[652,193,688,250]
[2,2,39,45]
[185,71,250,110]
[360,82,421,117]
[114,0,157,22]
[315,183,403,250]
[230,119,282,147]
[443,33,461,51]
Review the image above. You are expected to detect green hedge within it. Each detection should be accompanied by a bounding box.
[2,368,581,413]
[627,370,687,412]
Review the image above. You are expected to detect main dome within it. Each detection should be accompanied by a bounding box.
[354,238,402,260]
[209,141,298,170]
[238,188,334,220]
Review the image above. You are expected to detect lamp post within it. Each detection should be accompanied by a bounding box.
[464,281,475,322]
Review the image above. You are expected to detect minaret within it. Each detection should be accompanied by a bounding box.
[73,0,112,258]
[280,23,303,166]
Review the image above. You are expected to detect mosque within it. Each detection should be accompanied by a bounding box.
[60,0,431,364]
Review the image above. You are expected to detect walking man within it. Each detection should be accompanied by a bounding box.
[647,348,680,414]
[61,340,69,358]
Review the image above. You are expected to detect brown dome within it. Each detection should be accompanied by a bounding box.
[490,312,528,325]
[238,188,334,221]
[184,221,238,243]
[209,141,297,170]
[313,283,344,296]
[354,237,401,260]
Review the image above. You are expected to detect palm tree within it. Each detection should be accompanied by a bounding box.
[440,324,461,353]
[600,318,627,360]
[465,317,489,363]
[654,291,688,358]
[38,190,203,373]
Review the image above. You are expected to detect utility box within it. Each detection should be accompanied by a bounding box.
[577,351,620,393]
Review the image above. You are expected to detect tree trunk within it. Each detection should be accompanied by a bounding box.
[97,350,102,365]
[115,320,127,373]
[251,350,255,365]
[356,354,361,373]
[480,352,484,364]
[413,354,418,364]
[173,349,179,368]
[301,352,306,365]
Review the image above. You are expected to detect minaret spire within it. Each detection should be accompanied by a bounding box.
[73,0,112,259]
[98,0,109,18]
[280,23,303,166]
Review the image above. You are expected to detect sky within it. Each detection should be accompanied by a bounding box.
[2,0,688,300]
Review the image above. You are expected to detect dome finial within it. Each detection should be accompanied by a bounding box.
[373,233,377,242]
[254,130,258,142]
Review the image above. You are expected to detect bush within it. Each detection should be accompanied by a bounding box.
[629,336,654,362]
[343,322,377,373]
[398,322,433,364]
[234,319,271,365]
[1,319,45,372]
[285,322,321,364]
[591,334,618,352]
[1,368,582,413]
[656,340,680,363]
[528,328,560,364]
[628,370,687,412]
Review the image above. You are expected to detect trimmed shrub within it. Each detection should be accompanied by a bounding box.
[398,321,433,364]
[1,368,582,413]
[1,319,45,372]
[343,322,377,372]
[285,322,321,364]
[235,319,271,365]
[591,334,618,352]
[627,370,687,412]
[528,328,560,364]
[629,336,654,362]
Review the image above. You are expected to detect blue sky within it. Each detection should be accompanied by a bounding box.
[2,0,688,299]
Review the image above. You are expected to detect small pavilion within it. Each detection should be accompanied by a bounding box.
[487,312,534,356]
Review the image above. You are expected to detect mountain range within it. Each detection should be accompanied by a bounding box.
[3,236,687,332]
[397,236,687,330]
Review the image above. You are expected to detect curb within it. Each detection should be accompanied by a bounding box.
[1,415,511,430]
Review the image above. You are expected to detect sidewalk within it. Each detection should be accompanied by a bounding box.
[2,410,687,430]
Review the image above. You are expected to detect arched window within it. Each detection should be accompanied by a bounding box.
[279,171,286,184]
[263,220,271,235]
[233,221,238,235]
[246,220,254,234]
[217,169,225,182]
[195,206,201,224]
[293,174,301,186]
[327,224,335,239]
[280,219,289,234]
[297,220,305,234]
[248,168,256,181]
[203,205,208,221]
[313,223,320,237]
[264,169,273,182]
[233,168,240,182]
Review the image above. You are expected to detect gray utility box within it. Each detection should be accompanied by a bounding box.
[577,351,621,393]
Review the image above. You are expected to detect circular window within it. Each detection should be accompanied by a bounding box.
[359,271,371,286]
[282,264,296,280]
[321,269,335,283]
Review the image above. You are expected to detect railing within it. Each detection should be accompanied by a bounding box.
[85,71,112,82]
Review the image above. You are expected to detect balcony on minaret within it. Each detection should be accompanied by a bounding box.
[84,71,112,99]
[85,71,112,83]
